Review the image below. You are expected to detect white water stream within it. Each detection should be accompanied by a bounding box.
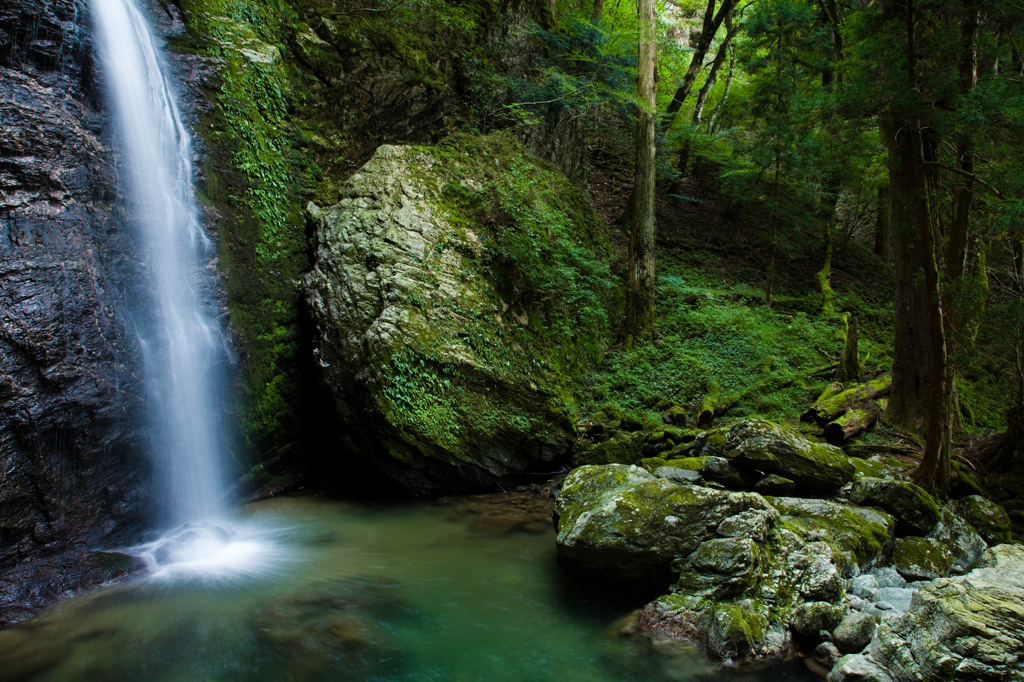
[92,0,276,576]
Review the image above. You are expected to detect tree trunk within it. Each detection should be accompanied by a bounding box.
[662,0,736,131]
[675,15,735,186]
[802,374,891,424]
[836,313,860,384]
[816,210,835,313]
[625,0,657,342]
[707,44,735,133]
[765,154,780,307]
[591,0,603,25]
[880,113,933,438]
[903,0,950,495]
[874,183,890,259]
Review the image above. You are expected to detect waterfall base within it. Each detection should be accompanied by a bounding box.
[128,520,285,580]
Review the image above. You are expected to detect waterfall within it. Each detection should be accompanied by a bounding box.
[92,0,225,525]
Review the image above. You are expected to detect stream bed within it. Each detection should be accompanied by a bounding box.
[0,493,820,682]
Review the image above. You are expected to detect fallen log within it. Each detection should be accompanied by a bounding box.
[801,374,892,424]
[823,398,887,443]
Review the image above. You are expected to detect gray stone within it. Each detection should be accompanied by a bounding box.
[653,467,702,486]
[833,612,878,654]
[871,588,913,614]
[928,504,986,571]
[869,566,907,589]
[850,478,941,536]
[724,419,855,492]
[791,601,844,636]
[851,574,879,599]
[815,641,843,668]
[862,544,1024,681]
[827,654,894,682]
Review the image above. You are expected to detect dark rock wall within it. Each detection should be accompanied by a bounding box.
[0,0,151,571]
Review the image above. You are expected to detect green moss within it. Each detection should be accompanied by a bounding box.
[770,497,895,570]
[663,456,710,471]
[714,603,769,646]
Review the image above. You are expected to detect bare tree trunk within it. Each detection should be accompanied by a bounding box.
[707,44,735,133]
[662,0,737,131]
[625,0,657,342]
[874,183,890,259]
[903,0,950,495]
[591,0,603,24]
[766,154,780,307]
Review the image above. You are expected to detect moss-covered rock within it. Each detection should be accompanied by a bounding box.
[753,474,795,496]
[927,504,986,572]
[791,601,844,637]
[553,464,774,583]
[724,419,855,492]
[572,433,644,467]
[305,136,620,490]
[949,495,1013,546]
[833,612,878,654]
[892,536,954,581]
[769,497,895,573]
[856,544,1024,681]
[849,477,941,537]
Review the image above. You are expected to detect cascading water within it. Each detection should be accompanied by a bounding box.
[92,0,280,576]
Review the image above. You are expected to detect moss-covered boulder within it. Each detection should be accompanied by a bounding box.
[305,136,619,490]
[927,504,986,571]
[949,495,1012,546]
[850,478,941,536]
[892,537,954,581]
[553,464,775,583]
[833,612,879,654]
[724,420,855,492]
[769,497,896,573]
[842,544,1024,682]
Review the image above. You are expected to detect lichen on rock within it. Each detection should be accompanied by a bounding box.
[305,135,620,490]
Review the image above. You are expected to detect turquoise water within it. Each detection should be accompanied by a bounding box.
[0,494,820,681]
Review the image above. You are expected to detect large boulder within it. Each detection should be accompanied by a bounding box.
[553,465,775,583]
[832,544,1024,681]
[949,495,1013,546]
[769,497,896,573]
[850,478,941,536]
[723,420,855,492]
[305,136,619,491]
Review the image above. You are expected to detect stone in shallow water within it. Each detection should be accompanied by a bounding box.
[791,601,844,637]
[833,612,878,654]
[553,465,774,582]
[815,641,843,668]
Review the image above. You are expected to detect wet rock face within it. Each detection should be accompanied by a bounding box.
[0,0,151,608]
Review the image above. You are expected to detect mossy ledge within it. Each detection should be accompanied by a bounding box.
[305,134,622,491]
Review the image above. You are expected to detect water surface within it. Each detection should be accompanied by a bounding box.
[0,494,821,682]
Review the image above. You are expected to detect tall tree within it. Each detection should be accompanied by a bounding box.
[625,0,658,342]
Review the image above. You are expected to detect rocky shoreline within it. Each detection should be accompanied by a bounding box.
[553,418,1018,679]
